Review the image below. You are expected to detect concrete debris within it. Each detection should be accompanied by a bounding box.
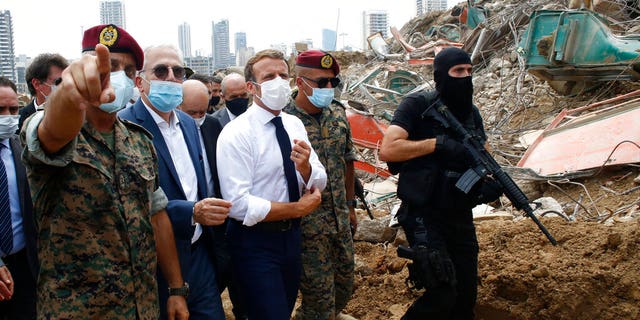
[336,0,640,230]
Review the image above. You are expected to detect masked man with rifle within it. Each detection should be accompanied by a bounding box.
[380,47,503,319]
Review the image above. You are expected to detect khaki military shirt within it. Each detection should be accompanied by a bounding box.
[21,112,167,320]
[285,91,356,235]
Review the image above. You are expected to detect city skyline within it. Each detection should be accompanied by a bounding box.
[2,0,457,60]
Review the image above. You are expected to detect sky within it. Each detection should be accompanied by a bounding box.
[3,0,457,60]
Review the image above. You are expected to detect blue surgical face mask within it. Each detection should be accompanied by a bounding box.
[99,71,134,113]
[0,115,19,140]
[144,79,183,113]
[301,78,334,108]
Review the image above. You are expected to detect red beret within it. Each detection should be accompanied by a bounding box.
[82,24,144,70]
[296,50,339,75]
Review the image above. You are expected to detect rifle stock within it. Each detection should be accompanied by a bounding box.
[429,105,558,245]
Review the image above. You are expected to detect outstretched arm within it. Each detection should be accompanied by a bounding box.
[38,44,115,154]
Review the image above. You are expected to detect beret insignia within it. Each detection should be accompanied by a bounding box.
[320,55,333,69]
[99,25,119,47]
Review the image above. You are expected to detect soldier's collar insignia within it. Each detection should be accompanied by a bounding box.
[320,55,333,69]
[99,25,119,47]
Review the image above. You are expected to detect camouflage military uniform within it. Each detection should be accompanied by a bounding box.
[21,112,168,320]
[285,90,356,319]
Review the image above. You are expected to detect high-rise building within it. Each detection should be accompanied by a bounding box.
[234,32,249,66]
[322,29,337,51]
[184,56,213,75]
[417,0,424,15]
[178,22,192,58]
[14,54,29,94]
[362,10,388,50]
[0,10,16,83]
[420,0,448,13]
[100,1,126,28]
[212,20,232,69]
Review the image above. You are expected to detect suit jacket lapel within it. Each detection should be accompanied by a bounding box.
[132,102,187,199]
[176,111,207,200]
[200,117,222,198]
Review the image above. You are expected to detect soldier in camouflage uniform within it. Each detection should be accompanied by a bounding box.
[285,50,358,320]
[20,25,188,319]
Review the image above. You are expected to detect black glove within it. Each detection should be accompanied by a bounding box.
[475,177,503,204]
[435,135,472,165]
[412,244,457,288]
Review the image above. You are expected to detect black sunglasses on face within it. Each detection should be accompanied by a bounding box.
[300,76,341,88]
[145,64,186,80]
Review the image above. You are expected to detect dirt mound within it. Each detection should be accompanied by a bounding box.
[344,218,640,320]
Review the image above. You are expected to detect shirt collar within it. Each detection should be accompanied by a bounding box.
[34,99,45,111]
[142,100,179,128]
[251,102,281,126]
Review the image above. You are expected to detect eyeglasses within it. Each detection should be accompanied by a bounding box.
[0,106,20,114]
[144,64,186,81]
[300,76,340,88]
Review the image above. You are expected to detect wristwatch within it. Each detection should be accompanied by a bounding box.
[168,282,190,297]
[346,199,357,207]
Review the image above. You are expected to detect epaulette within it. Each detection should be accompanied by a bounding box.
[333,99,346,110]
[121,119,153,139]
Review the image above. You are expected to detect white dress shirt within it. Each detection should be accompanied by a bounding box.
[216,104,327,226]
[225,108,238,122]
[143,104,202,243]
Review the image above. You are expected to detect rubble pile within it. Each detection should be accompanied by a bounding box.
[336,0,640,221]
[328,0,640,319]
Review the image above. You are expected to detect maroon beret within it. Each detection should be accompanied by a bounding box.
[82,24,144,70]
[296,50,339,75]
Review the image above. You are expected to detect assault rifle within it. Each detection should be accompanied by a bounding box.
[423,104,557,245]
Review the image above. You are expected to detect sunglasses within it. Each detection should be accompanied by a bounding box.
[145,64,186,80]
[300,76,341,88]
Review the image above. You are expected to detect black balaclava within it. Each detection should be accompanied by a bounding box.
[433,47,473,120]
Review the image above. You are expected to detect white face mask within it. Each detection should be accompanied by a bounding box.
[40,84,57,101]
[194,115,206,127]
[255,77,291,111]
[0,115,19,140]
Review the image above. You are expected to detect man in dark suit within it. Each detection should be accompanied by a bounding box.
[178,79,247,319]
[18,53,68,132]
[0,77,36,320]
[211,73,250,127]
[118,45,230,320]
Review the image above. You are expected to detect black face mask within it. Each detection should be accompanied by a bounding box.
[436,75,473,120]
[225,97,249,116]
[209,96,220,107]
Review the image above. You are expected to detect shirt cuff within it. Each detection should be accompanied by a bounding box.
[304,165,327,191]
[241,196,271,227]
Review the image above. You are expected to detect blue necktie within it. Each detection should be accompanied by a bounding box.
[271,117,300,202]
[0,144,13,255]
